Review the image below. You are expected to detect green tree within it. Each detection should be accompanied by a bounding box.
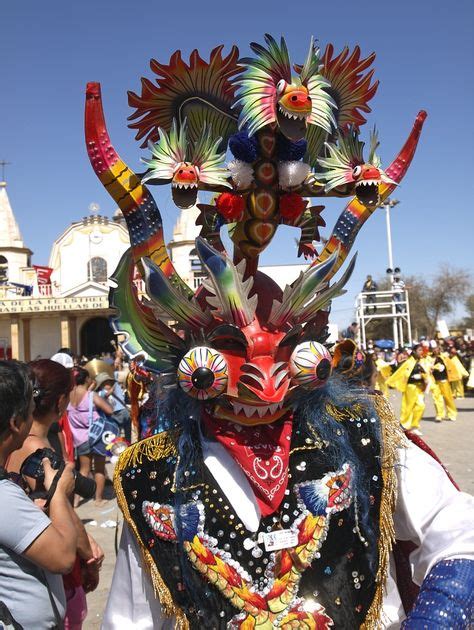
[423,266,471,336]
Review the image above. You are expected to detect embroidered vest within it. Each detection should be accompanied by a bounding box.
[115,402,397,629]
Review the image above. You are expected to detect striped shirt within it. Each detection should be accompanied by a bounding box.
[392,279,405,294]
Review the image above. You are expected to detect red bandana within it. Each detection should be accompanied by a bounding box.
[202,412,293,517]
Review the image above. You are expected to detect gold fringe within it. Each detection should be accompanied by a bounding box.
[114,431,189,628]
[326,402,366,422]
[361,395,406,629]
[116,430,179,472]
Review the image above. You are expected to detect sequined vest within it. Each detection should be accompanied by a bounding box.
[116,410,391,629]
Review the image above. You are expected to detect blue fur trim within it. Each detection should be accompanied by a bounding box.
[228,131,259,162]
[158,389,204,602]
[276,135,307,161]
[291,375,381,565]
[402,559,474,628]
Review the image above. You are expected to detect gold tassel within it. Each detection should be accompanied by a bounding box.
[361,395,407,629]
[114,431,189,628]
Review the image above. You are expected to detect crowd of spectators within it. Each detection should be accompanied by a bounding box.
[0,346,132,628]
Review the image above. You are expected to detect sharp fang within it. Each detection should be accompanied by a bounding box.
[233,402,243,415]
[269,403,279,415]
[242,404,255,418]
[257,406,267,418]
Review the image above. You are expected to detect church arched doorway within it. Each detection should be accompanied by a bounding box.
[80,317,114,358]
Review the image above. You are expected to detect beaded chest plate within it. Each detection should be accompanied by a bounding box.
[116,416,385,628]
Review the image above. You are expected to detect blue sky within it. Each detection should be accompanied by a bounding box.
[1,0,473,329]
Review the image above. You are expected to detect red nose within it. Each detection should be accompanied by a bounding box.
[174,169,197,183]
[239,357,290,404]
[289,93,310,108]
[362,167,380,180]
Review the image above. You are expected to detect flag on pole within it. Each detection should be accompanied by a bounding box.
[33,265,53,285]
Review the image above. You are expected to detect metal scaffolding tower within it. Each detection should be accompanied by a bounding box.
[354,196,413,349]
[355,289,413,349]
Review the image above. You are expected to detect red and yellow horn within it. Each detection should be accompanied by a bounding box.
[313,110,427,276]
[85,82,188,293]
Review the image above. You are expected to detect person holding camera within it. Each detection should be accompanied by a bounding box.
[0,360,78,629]
[67,368,113,506]
[7,359,104,629]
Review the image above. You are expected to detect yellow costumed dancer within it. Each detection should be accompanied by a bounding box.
[375,354,392,397]
[467,356,474,391]
[386,345,427,435]
[446,350,469,399]
[430,347,457,422]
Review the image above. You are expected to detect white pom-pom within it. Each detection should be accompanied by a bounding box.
[278,161,311,190]
[227,160,254,190]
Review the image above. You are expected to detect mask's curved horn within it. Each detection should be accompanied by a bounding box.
[85,82,191,296]
[312,110,427,279]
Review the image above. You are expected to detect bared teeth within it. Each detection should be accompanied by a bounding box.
[355,180,379,187]
[230,400,286,418]
[171,182,198,189]
[278,105,307,121]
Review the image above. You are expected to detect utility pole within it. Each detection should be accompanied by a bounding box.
[384,198,399,283]
[383,198,400,347]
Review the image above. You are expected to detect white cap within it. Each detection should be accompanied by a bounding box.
[51,352,74,368]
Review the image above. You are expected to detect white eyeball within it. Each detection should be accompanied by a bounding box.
[276,79,287,95]
[289,341,332,388]
[177,346,228,400]
[352,165,362,178]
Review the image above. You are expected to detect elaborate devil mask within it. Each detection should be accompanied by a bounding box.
[85,34,425,427]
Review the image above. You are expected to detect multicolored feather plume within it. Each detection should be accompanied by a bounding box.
[141,119,187,182]
[142,257,213,329]
[196,237,257,328]
[268,249,340,328]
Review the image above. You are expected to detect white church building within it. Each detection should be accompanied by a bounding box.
[0,182,308,361]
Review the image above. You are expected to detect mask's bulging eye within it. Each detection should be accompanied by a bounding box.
[352,165,362,178]
[177,346,228,400]
[289,341,332,388]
